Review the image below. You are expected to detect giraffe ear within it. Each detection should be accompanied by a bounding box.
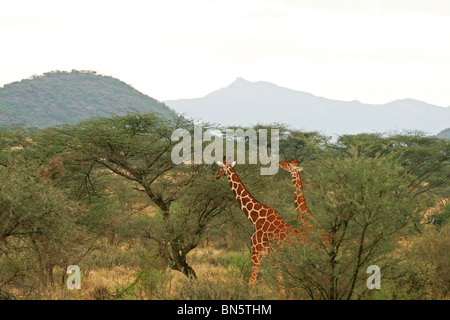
[216,161,226,168]
[295,166,303,172]
[230,161,236,167]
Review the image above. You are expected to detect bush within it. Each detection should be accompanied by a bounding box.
[267,149,427,300]
[217,251,252,279]
[170,270,250,300]
[115,254,171,300]
[0,158,91,298]
[432,204,450,226]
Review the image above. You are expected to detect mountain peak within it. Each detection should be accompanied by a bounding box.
[165,78,450,136]
[235,77,250,82]
[229,77,252,86]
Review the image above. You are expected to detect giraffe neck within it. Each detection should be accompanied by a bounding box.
[291,170,312,219]
[224,167,265,225]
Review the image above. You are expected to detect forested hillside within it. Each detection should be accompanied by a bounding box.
[0,70,175,128]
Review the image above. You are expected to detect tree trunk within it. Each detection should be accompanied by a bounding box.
[170,244,197,279]
[144,186,197,279]
[164,216,197,279]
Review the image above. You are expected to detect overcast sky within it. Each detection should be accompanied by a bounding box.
[1,0,449,107]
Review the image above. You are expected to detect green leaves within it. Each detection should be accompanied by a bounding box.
[266,135,445,299]
[0,157,91,297]
[0,70,176,128]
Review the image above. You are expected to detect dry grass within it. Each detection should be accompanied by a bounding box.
[43,244,281,300]
[81,266,137,300]
[422,197,449,223]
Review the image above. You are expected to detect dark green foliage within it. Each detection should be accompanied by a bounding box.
[372,224,450,299]
[0,157,91,298]
[336,131,450,200]
[266,143,445,299]
[432,204,450,226]
[50,112,233,279]
[0,70,176,128]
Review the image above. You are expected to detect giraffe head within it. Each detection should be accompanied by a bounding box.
[279,159,303,173]
[215,157,236,179]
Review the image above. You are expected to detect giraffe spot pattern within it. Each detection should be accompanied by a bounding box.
[221,164,306,289]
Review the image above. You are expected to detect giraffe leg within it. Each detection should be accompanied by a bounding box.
[272,262,286,298]
[249,231,265,289]
[249,250,262,289]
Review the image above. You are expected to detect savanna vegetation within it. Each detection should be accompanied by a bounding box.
[0,112,449,300]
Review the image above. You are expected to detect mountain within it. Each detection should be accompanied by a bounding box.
[165,78,450,136]
[0,70,176,128]
[436,128,450,139]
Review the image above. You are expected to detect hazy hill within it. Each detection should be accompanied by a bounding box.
[0,70,176,128]
[437,128,450,139]
[165,78,450,136]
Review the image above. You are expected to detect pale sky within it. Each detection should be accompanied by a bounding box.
[1,0,450,107]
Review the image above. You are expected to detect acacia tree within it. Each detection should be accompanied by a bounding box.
[279,128,329,164]
[268,147,431,300]
[336,131,450,201]
[55,112,231,278]
[0,155,90,298]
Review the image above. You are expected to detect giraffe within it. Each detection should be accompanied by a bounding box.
[279,160,314,229]
[279,159,330,244]
[215,158,306,289]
